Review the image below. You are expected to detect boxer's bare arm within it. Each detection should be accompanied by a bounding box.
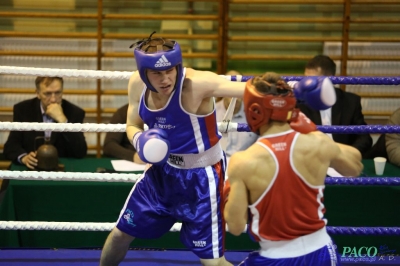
[330,143,363,177]
[126,72,145,142]
[311,132,363,177]
[187,69,246,99]
[225,151,251,236]
[296,132,363,179]
[293,132,341,185]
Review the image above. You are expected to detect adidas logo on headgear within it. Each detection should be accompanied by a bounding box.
[154,55,172,68]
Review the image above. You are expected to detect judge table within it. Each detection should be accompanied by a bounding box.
[0,158,399,255]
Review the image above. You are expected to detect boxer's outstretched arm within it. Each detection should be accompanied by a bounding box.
[312,131,363,177]
[190,69,246,99]
[330,143,363,177]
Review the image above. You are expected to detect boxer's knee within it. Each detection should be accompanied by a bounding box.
[107,227,135,247]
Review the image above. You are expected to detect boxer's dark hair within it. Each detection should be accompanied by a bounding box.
[130,31,174,53]
[252,72,292,96]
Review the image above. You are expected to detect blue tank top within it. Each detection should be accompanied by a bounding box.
[138,68,221,154]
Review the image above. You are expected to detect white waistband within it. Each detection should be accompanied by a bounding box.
[167,143,223,169]
[259,227,331,258]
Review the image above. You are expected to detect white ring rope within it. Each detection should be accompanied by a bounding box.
[0,221,185,232]
[0,171,140,182]
[0,121,239,133]
[0,66,133,80]
[0,221,116,231]
[0,221,236,233]
[0,122,126,132]
[0,66,241,81]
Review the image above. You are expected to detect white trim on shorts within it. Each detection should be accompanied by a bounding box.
[259,227,331,258]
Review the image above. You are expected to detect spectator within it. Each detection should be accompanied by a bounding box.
[102,103,144,164]
[3,76,87,170]
[297,55,372,156]
[216,70,258,157]
[386,107,400,166]
[362,134,387,161]
[363,107,400,167]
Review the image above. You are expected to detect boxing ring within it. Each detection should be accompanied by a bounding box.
[0,66,400,265]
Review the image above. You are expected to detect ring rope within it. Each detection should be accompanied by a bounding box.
[0,221,398,236]
[0,171,138,182]
[318,125,400,134]
[236,123,400,134]
[1,66,400,85]
[0,221,115,231]
[1,122,399,134]
[325,177,400,186]
[0,66,133,80]
[0,122,126,132]
[282,76,400,85]
[0,171,399,185]
[327,227,400,236]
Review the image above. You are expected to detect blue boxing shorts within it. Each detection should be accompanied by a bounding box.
[239,228,340,266]
[115,158,226,259]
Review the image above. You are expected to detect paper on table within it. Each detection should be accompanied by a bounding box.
[111,160,146,172]
[327,167,344,177]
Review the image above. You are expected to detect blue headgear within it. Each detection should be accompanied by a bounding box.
[132,34,183,92]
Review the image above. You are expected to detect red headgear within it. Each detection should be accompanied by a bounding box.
[243,78,299,134]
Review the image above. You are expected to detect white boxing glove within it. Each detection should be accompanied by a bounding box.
[133,128,170,165]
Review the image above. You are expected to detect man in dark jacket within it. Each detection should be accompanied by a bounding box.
[102,103,144,164]
[298,55,372,155]
[4,76,87,169]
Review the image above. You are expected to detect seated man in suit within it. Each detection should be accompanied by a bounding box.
[297,55,372,156]
[386,107,400,166]
[364,107,400,167]
[4,76,87,170]
[102,103,144,164]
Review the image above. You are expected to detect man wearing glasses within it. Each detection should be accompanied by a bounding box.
[3,76,87,169]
